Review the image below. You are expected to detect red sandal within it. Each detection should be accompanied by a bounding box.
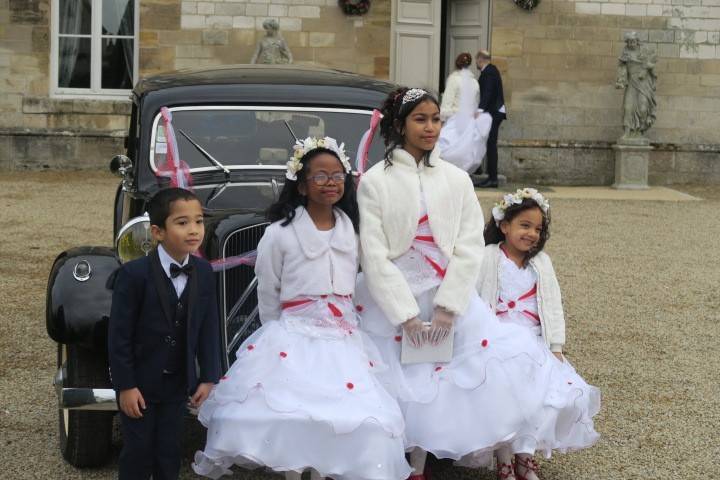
[407,475,425,480]
[497,462,516,480]
[514,456,540,480]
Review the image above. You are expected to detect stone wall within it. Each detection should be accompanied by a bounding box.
[0,0,390,171]
[497,142,720,185]
[0,0,130,169]
[491,0,720,184]
[2,0,718,183]
[493,0,720,145]
[146,0,391,77]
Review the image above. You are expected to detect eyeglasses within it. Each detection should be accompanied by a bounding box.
[307,173,346,186]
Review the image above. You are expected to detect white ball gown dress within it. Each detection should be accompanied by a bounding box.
[355,203,599,466]
[193,222,411,480]
[438,68,493,173]
[466,247,600,460]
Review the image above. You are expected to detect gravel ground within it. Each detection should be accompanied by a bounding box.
[1,171,718,480]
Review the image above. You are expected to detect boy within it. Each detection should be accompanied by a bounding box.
[108,187,221,480]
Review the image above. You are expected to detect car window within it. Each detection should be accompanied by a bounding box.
[150,107,385,172]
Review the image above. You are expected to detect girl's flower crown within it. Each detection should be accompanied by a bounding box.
[286,136,351,181]
[491,188,550,226]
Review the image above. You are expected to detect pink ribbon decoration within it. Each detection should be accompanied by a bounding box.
[355,109,383,175]
[156,107,193,189]
[210,250,258,273]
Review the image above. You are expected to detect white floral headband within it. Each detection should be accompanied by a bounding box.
[491,188,550,226]
[286,136,352,181]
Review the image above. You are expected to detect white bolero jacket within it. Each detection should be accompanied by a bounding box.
[477,244,566,352]
[254,206,358,323]
[357,148,485,326]
[440,69,480,122]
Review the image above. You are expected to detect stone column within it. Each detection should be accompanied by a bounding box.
[612,142,651,189]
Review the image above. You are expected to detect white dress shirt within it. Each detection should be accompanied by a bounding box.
[158,243,190,297]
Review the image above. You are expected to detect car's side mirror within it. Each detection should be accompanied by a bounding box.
[110,155,133,189]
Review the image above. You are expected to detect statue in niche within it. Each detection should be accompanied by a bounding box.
[615,31,657,144]
[251,19,293,65]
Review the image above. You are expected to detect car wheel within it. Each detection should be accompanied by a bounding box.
[57,343,114,467]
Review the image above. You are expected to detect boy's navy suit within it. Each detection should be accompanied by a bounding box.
[108,249,221,480]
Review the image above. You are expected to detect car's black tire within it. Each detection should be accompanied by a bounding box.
[57,343,114,467]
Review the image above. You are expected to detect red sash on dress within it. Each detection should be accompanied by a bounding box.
[414,214,446,278]
[496,283,540,324]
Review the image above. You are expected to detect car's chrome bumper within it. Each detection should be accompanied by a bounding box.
[53,368,200,415]
[54,367,117,411]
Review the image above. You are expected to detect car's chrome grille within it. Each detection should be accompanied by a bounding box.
[221,223,268,364]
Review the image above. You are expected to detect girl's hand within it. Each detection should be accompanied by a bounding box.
[119,387,146,419]
[402,317,425,348]
[552,352,565,363]
[190,382,214,408]
[429,307,454,346]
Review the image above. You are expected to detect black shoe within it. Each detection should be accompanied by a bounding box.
[477,178,498,188]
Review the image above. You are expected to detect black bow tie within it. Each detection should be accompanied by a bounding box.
[170,263,194,279]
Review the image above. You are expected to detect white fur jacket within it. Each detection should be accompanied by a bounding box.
[477,243,566,352]
[255,206,358,323]
[358,148,485,326]
[440,69,480,121]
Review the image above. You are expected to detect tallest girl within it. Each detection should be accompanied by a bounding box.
[355,87,598,479]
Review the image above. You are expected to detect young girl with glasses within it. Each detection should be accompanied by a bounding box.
[193,137,411,480]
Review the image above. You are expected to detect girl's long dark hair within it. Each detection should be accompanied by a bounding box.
[483,198,551,266]
[379,86,440,168]
[267,148,359,232]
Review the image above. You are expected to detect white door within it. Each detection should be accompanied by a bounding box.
[390,0,442,92]
[444,0,491,80]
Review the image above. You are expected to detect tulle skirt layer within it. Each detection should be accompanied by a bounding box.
[355,276,600,464]
[193,298,412,479]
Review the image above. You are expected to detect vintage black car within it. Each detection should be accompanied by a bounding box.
[46,64,395,467]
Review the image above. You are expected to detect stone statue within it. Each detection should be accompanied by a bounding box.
[615,32,657,144]
[251,19,293,65]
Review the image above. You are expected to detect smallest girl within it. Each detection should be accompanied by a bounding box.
[477,188,601,480]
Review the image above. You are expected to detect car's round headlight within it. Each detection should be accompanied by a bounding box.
[116,214,156,264]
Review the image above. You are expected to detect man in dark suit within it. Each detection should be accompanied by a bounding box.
[476,49,506,188]
[108,188,221,480]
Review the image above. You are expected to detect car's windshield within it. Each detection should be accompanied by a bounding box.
[150,107,385,173]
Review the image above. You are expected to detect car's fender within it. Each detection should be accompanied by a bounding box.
[46,247,120,350]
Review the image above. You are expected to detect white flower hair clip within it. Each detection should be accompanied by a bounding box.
[286,136,352,181]
[491,188,550,226]
[402,88,428,105]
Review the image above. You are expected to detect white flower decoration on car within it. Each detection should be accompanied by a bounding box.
[492,188,550,225]
[286,136,351,181]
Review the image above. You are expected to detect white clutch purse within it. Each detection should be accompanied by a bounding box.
[400,323,454,364]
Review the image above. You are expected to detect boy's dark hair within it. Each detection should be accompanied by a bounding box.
[483,198,551,266]
[267,148,359,232]
[148,187,201,228]
[379,86,440,169]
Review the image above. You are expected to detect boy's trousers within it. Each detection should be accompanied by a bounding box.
[117,373,187,480]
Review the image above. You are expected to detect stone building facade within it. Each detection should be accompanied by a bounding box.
[1,0,718,184]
